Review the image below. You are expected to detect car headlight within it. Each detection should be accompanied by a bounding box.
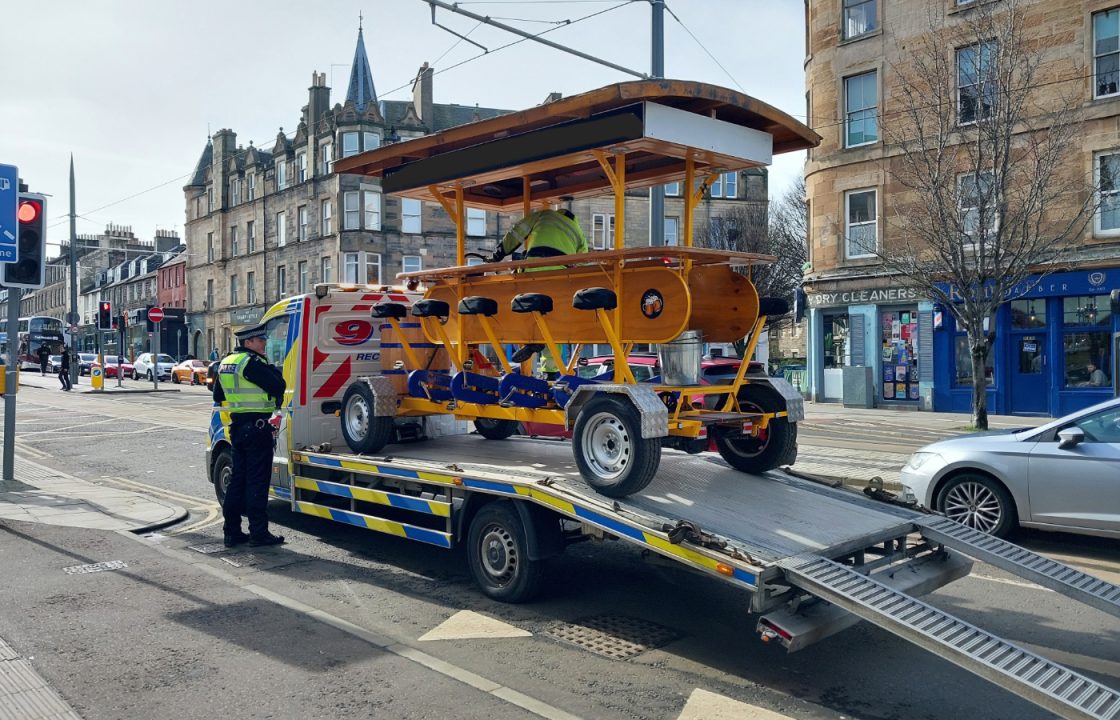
[904,451,940,471]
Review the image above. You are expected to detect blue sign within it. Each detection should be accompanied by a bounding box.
[0,164,17,263]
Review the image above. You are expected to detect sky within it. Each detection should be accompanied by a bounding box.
[0,0,808,256]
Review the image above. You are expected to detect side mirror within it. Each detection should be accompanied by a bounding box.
[1057,427,1084,450]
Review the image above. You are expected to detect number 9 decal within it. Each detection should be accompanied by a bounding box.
[334,319,375,346]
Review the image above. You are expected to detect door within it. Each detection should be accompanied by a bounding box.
[1027,403,1120,533]
[1010,333,1048,414]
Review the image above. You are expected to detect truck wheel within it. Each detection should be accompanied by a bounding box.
[572,394,660,498]
[212,448,233,506]
[467,501,544,603]
[474,418,519,440]
[713,383,797,475]
[936,472,1016,538]
[340,382,394,454]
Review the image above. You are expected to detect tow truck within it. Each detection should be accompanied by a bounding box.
[207,81,1120,720]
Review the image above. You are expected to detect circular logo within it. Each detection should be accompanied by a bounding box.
[92,368,102,377]
[1089,271,1106,286]
[640,289,664,319]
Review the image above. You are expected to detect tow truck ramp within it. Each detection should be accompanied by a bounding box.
[917,516,1120,620]
[780,554,1120,720]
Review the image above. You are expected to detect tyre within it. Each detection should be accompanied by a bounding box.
[172,373,180,384]
[147,370,154,381]
[212,448,233,505]
[191,374,199,386]
[340,382,394,454]
[467,501,544,603]
[936,472,1016,538]
[572,394,660,498]
[132,369,139,380]
[712,383,798,474]
[474,418,519,440]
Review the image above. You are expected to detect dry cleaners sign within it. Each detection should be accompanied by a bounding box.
[808,286,921,308]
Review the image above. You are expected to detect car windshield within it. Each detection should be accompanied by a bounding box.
[80,354,96,361]
[157,354,174,363]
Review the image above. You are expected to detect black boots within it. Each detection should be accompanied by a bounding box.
[248,533,285,547]
[511,344,544,363]
[223,531,250,548]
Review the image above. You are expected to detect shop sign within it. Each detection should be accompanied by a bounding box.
[807,286,921,308]
[229,307,263,326]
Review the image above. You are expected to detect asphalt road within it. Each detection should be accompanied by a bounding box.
[3,378,1118,720]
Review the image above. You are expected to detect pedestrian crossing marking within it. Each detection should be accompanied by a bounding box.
[418,610,532,641]
[677,689,797,720]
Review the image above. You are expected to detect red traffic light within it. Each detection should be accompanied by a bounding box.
[17,200,41,224]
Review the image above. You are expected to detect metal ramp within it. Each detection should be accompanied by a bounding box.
[781,555,1120,720]
[918,516,1120,620]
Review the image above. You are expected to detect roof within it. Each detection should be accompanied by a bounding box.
[380,100,511,132]
[187,141,213,187]
[336,80,820,211]
[346,27,377,113]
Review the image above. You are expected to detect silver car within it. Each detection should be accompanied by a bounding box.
[900,397,1120,539]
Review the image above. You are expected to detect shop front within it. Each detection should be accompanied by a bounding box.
[806,281,934,409]
[932,268,1117,417]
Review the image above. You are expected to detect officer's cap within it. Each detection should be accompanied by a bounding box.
[235,322,268,342]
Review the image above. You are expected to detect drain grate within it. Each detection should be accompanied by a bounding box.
[220,553,260,568]
[63,560,128,575]
[546,615,681,660]
[187,543,228,555]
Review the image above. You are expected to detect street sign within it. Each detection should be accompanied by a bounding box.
[147,307,165,323]
[0,164,18,263]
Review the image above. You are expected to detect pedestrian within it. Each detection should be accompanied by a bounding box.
[209,347,219,362]
[37,343,51,376]
[213,322,286,548]
[58,346,72,391]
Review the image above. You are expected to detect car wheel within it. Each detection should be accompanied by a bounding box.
[474,418,519,440]
[171,373,180,384]
[572,394,660,498]
[132,370,139,380]
[340,382,394,454]
[212,448,233,506]
[936,472,1017,538]
[467,501,545,603]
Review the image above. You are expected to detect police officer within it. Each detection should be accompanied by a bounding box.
[213,322,287,547]
[491,208,588,364]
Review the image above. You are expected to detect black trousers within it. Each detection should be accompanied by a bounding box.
[58,369,71,390]
[223,421,274,537]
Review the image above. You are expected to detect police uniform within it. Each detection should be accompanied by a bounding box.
[213,322,287,547]
[494,209,588,368]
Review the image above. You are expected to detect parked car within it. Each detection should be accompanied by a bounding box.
[78,353,97,376]
[133,352,175,381]
[93,356,134,379]
[900,397,1120,539]
[47,355,63,373]
[172,359,211,386]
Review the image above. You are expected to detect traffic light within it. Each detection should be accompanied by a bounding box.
[3,193,47,289]
[98,301,112,331]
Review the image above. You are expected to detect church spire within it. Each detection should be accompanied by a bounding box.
[346,24,377,113]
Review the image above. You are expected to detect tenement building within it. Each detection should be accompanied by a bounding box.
[804,0,1120,415]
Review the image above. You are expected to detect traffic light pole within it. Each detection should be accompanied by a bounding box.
[68,156,78,387]
[3,284,18,480]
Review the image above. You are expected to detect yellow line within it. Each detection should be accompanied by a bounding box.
[102,476,215,508]
[169,506,222,536]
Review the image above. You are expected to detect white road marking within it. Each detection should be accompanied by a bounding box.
[418,610,532,641]
[969,573,1050,591]
[677,689,797,720]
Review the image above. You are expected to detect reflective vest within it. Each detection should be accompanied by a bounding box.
[500,210,588,258]
[217,351,274,414]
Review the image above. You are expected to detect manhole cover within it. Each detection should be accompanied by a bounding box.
[220,553,260,568]
[546,615,680,660]
[187,543,228,555]
[63,560,128,575]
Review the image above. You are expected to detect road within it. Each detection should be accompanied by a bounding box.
[2,377,1118,720]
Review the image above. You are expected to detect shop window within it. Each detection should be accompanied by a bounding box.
[1062,294,1112,387]
[881,310,920,401]
[1009,299,1045,329]
[823,315,849,368]
[953,314,995,386]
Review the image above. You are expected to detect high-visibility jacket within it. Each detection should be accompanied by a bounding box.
[500,210,589,259]
[217,351,275,414]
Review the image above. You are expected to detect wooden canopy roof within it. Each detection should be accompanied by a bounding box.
[334,80,820,210]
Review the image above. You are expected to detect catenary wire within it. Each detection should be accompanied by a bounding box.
[663,2,747,94]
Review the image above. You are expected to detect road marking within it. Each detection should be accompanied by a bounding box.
[100,476,212,507]
[677,689,796,720]
[969,573,1049,591]
[169,506,223,536]
[419,610,533,641]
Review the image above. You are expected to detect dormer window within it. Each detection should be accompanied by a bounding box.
[296,152,307,183]
[247,172,256,201]
[276,161,287,190]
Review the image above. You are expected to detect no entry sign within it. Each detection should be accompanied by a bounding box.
[148,307,165,323]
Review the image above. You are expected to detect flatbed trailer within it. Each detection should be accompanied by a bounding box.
[252,433,1120,720]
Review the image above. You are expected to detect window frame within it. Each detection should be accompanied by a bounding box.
[844,188,878,259]
[664,182,681,197]
[276,211,286,247]
[363,131,380,152]
[466,207,487,237]
[365,253,382,285]
[296,152,307,183]
[276,265,287,299]
[230,225,239,257]
[247,220,256,253]
[343,252,360,283]
[247,172,256,201]
[591,213,616,250]
[844,70,879,148]
[319,140,334,175]
[342,131,359,158]
[229,274,239,306]
[958,170,997,246]
[1093,9,1120,100]
[663,216,680,246]
[298,260,308,294]
[841,0,878,41]
[402,255,422,275]
[401,198,422,234]
[957,41,997,126]
[298,205,308,242]
[275,160,287,190]
[343,191,360,230]
[207,232,214,263]
[320,256,332,284]
[363,190,381,231]
[321,199,333,236]
[1094,150,1120,237]
[247,271,256,304]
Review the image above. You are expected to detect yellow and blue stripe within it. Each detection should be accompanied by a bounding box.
[293,476,450,517]
[293,501,452,548]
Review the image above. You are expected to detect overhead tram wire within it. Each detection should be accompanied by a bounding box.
[663,2,747,94]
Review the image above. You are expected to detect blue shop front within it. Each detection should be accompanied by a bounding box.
[933,268,1118,417]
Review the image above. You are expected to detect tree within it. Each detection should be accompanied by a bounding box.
[700,176,808,357]
[875,0,1096,429]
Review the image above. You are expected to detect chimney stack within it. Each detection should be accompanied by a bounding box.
[412,62,433,126]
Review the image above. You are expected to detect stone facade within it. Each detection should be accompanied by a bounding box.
[803,0,1120,414]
